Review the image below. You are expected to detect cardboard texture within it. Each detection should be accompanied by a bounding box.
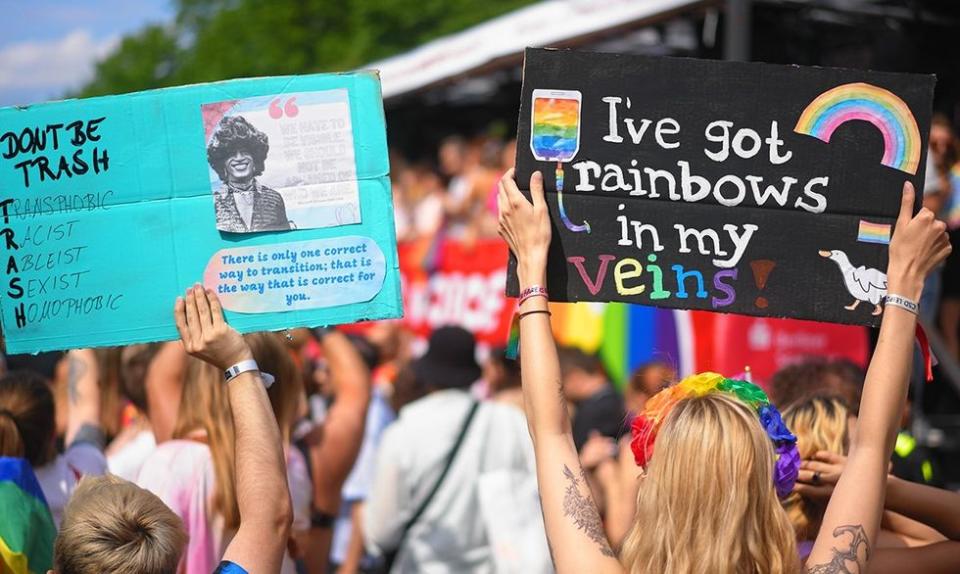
[0,72,400,354]
[512,48,936,327]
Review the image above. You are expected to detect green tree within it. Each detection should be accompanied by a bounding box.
[78,26,180,97]
[78,0,536,97]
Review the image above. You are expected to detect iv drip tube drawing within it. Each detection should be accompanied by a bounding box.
[556,160,590,233]
[530,89,590,234]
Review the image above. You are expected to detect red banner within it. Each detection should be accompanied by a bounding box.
[695,313,869,386]
[399,239,513,347]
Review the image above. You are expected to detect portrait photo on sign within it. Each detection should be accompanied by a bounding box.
[201,89,362,233]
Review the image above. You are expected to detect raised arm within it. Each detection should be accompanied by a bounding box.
[806,183,950,572]
[884,473,960,541]
[174,285,293,574]
[870,477,960,574]
[309,330,370,514]
[64,348,102,447]
[303,330,371,568]
[498,170,622,573]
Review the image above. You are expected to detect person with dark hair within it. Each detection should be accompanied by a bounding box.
[557,346,627,451]
[0,349,108,526]
[207,115,291,233]
[769,358,865,414]
[364,326,549,572]
[625,361,676,415]
[483,346,524,411]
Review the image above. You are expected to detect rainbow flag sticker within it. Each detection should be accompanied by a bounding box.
[857,220,891,244]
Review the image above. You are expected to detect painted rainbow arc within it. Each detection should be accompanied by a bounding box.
[794,82,921,175]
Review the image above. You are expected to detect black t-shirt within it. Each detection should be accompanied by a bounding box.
[572,385,627,451]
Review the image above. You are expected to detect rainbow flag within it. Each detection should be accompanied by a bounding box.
[0,458,56,574]
[857,220,891,244]
[551,302,696,389]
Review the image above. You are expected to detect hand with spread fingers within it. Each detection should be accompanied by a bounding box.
[174,283,252,370]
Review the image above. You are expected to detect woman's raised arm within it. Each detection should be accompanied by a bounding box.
[807,182,951,572]
[498,169,623,574]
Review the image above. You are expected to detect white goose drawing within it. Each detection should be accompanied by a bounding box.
[819,249,887,316]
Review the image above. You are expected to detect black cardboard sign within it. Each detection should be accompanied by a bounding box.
[510,48,935,326]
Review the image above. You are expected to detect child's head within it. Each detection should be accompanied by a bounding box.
[0,371,56,467]
[621,374,801,574]
[781,395,850,540]
[53,474,186,574]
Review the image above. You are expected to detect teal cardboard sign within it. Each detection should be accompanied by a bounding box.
[0,72,400,354]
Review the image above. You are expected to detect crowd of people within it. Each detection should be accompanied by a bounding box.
[0,129,959,574]
[391,135,516,244]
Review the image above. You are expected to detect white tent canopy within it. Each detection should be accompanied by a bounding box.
[368,0,707,99]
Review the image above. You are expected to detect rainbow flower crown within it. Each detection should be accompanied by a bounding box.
[630,372,801,498]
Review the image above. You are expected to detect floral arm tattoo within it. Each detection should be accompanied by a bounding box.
[561,464,616,558]
[806,524,871,574]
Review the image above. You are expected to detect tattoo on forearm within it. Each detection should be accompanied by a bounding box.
[67,356,87,405]
[561,464,615,558]
[806,524,870,574]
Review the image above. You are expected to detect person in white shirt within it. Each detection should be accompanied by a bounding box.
[364,326,550,573]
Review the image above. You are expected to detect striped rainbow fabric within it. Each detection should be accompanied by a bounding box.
[0,457,56,574]
[857,220,892,245]
[550,302,696,388]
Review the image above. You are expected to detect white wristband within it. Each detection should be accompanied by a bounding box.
[884,294,919,316]
[223,359,275,388]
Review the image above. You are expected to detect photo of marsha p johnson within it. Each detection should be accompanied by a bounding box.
[207,115,293,233]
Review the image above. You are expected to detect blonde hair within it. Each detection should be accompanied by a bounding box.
[781,396,850,541]
[54,474,187,574]
[174,331,303,530]
[621,393,800,574]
